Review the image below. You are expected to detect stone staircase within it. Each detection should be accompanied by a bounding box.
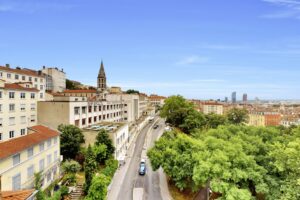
[69,184,84,200]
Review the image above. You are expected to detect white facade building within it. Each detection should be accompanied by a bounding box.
[41,67,66,92]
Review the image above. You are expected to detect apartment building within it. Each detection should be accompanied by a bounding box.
[149,94,166,106]
[41,66,66,92]
[0,65,46,101]
[37,95,125,130]
[0,80,38,141]
[138,93,149,117]
[82,122,129,161]
[192,100,224,115]
[0,125,60,192]
[248,112,281,127]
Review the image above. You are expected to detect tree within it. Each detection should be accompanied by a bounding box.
[205,113,227,129]
[58,124,85,159]
[179,110,206,133]
[125,89,139,94]
[84,145,97,193]
[93,144,107,164]
[85,174,110,200]
[148,125,300,199]
[34,172,46,200]
[226,108,249,125]
[95,129,115,157]
[66,79,79,90]
[62,160,81,174]
[160,95,194,127]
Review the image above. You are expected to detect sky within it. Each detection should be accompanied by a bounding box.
[0,0,300,100]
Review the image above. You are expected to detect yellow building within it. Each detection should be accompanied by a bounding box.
[248,113,266,126]
[0,125,60,192]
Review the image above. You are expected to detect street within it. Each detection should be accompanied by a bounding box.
[116,117,166,200]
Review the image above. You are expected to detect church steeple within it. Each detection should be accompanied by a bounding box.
[97,61,107,91]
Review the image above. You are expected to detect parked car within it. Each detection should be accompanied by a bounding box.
[139,159,146,175]
[153,124,159,129]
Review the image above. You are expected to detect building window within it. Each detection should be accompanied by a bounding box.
[20,93,26,99]
[40,85,43,90]
[47,154,52,165]
[28,147,34,158]
[39,159,45,171]
[27,165,34,179]
[20,104,26,111]
[82,107,86,114]
[54,151,58,161]
[9,104,15,112]
[22,75,26,81]
[13,154,20,166]
[9,92,15,99]
[0,118,3,127]
[20,116,26,124]
[29,77,32,82]
[40,78,43,82]
[53,137,58,144]
[94,106,97,112]
[31,103,36,111]
[15,74,19,80]
[88,106,92,113]
[39,142,45,152]
[9,131,15,138]
[12,173,21,191]
[47,139,51,148]
[21,128,26,135]
[74,107,80,115]
[0,104,2,112]
[31,93,35,99]
[7,73,11,78]
[35,77,38,82]
[0,91,2,98]
[0,133,2,141]
[31,115,36,122]
[40,93,43,99]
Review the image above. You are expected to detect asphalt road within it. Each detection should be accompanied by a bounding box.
[116,117,165,200]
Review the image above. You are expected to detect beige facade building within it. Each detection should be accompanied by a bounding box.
[38,95,125,130]
[0,125,60,192]
[0,80,39,141]
[0,65,46,101]
[41,67,66,92]
[192,100,224,115]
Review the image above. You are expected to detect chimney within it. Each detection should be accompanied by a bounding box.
[61,68,64,72]
[16,66,21,70]
[43,66,46,69]
[5,64,10,68]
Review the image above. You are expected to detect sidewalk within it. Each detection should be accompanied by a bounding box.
[107,118,149,200]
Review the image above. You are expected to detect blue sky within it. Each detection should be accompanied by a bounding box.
[0,0,300,100]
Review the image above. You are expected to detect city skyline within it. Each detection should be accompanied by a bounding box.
[1,0,300,99]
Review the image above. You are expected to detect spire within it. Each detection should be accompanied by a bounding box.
[98,60,106,78]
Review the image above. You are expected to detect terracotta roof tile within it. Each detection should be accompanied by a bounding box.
[0,66,43,77]
[0,125,60,160]
[1,189,35,200]
[63,89,97,93]
[2,83,39,92]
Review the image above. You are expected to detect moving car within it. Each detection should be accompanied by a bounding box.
[139,159,146,175]
[153,124,159,129]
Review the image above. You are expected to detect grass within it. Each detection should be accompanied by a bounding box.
[168,180,196,200]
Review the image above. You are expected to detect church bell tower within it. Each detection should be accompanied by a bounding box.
[97,61,107,91]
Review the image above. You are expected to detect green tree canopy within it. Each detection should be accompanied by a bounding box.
[95,129,115,157]
[125,89,140,94]
[85,174,111,200]
[62,160,81,174]
[148,125,300,200]
[93,144,107,164]
[160,95,195,127]
[58,124,85,159]
[226,108,249,125]
[84,145,97,193]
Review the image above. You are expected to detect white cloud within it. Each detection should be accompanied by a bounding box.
[262,0,300,19]
[176,55,209,65]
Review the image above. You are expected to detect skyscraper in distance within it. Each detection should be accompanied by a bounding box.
[232,92,237,104]
[243,93,248,103]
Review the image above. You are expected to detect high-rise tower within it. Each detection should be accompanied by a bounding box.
[97,61,107,91]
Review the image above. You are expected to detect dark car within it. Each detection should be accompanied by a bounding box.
[139,160,146,175]
[153,124,159,129]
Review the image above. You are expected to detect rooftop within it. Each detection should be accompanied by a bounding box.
[1,189,35,200]
[0,65,43,78]
[1,83,39,92]
[0,125,60,160]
